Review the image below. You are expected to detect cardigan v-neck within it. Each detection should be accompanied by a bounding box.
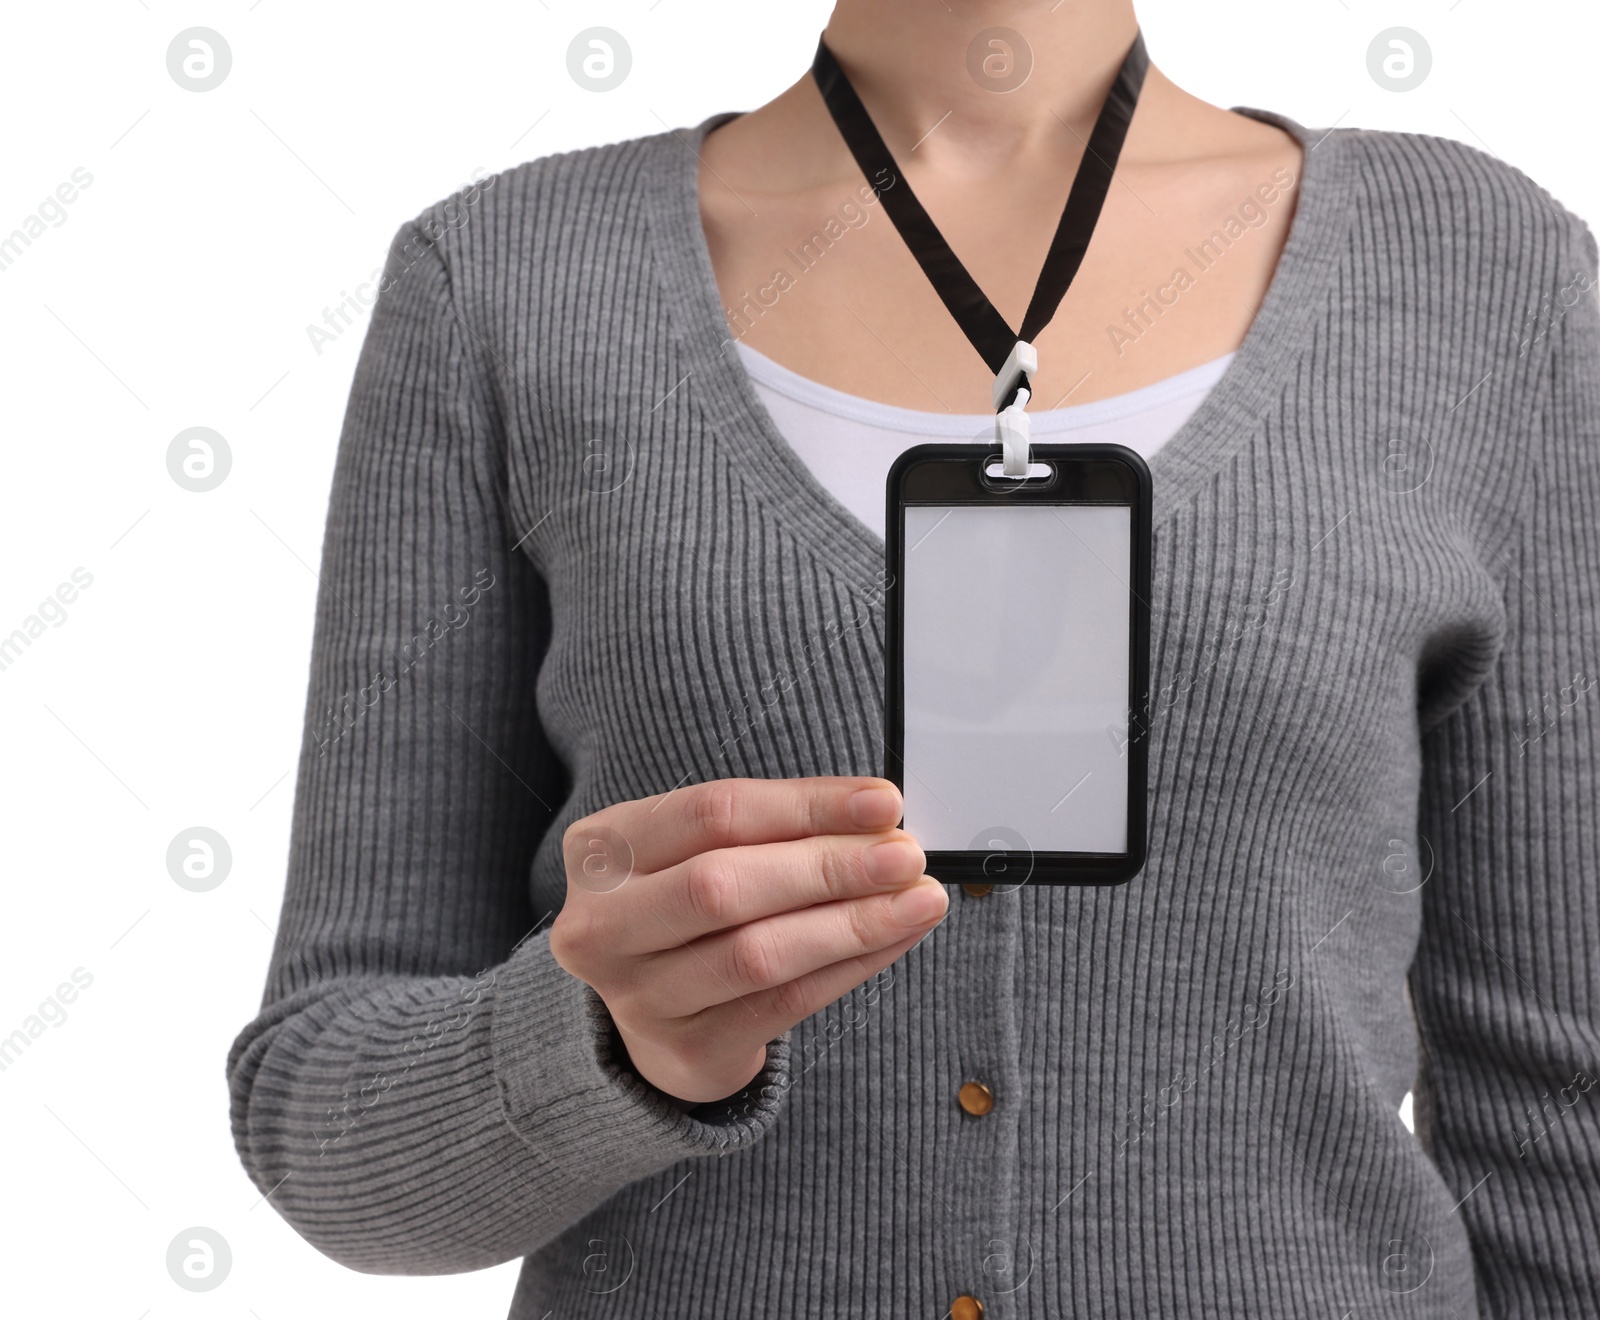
[733,335,1236,541]
[647,107,1358,574]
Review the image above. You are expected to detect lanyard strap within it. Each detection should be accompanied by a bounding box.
[811,30,1150,410]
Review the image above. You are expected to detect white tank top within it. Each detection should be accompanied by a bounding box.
[734,340,1235,542]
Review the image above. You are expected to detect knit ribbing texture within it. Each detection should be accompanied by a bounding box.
[226,108,1600,1319]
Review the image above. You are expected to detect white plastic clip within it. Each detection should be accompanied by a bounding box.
[991,339,1039,412]
[993,339,1039,477]
[998,386,1032,476]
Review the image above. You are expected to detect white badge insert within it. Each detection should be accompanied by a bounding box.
[900,501,1132,855]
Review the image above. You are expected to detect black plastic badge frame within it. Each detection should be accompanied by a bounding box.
[884,442,1152,887]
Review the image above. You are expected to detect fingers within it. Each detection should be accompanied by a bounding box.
[745,924,932,1033]
[601,828,926,956]
[578,776,903,877]
[617,915,934,1094]
[615,878,949,1020]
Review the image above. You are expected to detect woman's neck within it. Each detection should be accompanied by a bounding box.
[819,0,1144,173]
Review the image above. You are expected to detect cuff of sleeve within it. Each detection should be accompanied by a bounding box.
[488,932,793,1169]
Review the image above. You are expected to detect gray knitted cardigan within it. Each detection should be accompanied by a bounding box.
[226,107,1600,1318]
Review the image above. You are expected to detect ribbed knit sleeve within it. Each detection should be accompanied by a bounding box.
[1411,212,1600,1315]
[224,215,793,1275]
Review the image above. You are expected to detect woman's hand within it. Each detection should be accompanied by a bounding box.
[549,776,947,1106]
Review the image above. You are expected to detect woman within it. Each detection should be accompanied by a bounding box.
[227,1,1600,1316]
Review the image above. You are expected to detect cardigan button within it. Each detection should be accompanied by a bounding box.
[961,882,993,898]
[951,1295,985,1320]
[958,1080,995,1116]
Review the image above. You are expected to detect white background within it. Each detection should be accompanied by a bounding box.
[0,1,1593,1315]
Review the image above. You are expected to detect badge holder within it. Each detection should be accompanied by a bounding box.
[882,344,1152,886]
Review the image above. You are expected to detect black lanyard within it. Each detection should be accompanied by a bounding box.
[811,31,1150,411]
